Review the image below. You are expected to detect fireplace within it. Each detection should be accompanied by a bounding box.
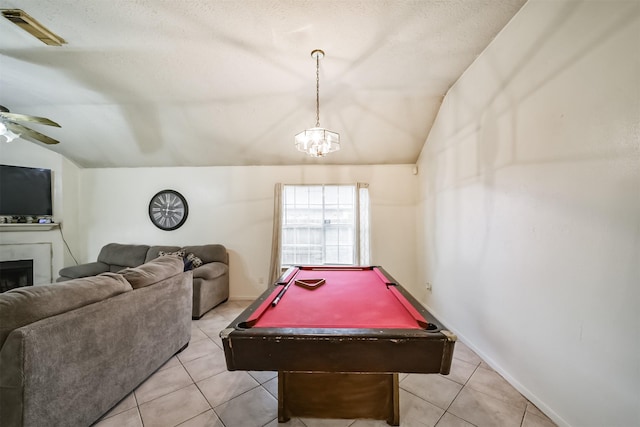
[0,259,34,292]
[0,243,52,285]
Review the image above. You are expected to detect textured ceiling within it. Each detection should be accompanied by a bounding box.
[0,0,527,168]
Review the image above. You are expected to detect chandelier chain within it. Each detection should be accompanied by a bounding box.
[315,53,320,127]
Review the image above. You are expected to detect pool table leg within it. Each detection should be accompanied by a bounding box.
[278,371,291,423]
[390,372,399,426]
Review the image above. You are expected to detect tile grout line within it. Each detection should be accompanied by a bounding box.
[437,361,482,427]
[172,350,216,427]
[138,329,225,427]
[519,408,527,427]
[461,364,532,416]
[133,391,144,427]
[180,315,257,427]
[208,382,266,426]
[179,328,227,427]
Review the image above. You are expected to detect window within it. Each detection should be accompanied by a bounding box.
[280,184,369,267]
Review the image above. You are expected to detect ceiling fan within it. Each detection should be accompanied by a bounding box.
[0,105,61,145]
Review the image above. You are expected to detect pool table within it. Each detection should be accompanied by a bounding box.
[220,266,456,425]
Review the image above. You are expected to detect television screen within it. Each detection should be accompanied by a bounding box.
[0,164,53,216]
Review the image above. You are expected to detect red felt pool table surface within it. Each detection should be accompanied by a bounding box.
[248,266,427,329]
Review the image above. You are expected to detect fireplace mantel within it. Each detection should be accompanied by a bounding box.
[0,224,59,232]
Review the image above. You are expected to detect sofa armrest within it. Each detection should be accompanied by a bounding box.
[182,245,228,264]
[58,262,110,279]
[97,243,149,267]
[192,262,228,280]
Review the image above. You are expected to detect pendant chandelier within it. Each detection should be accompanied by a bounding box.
[294,49,340,157]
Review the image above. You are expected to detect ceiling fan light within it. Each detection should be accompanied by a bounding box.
[4,131,21,143]
[0,123,21,143]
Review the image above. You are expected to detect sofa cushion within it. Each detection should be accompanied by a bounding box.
[98,243,150,268]
[119,256,184,289]
[0,273,132,348]
[58,261,110,279]
[145,245,181,263]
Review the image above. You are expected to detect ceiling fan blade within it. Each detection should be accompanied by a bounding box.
[0,112,61,127]
[5,122,60,145]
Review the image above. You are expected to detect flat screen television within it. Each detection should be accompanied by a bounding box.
[0,164,53,217]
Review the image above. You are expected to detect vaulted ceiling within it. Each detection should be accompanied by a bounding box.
[0,0,527,168]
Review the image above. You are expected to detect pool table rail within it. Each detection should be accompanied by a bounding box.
[221,325,455,374]
[221,265,456,375]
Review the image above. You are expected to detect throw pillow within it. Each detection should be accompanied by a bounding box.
[158,249,186,258]
[186,253,203,268]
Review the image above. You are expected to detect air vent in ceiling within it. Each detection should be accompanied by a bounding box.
[1,9,66,46]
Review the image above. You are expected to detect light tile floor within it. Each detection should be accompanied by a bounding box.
[94,300,557,427]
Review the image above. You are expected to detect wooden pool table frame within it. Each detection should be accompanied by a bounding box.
[220,266,456,425]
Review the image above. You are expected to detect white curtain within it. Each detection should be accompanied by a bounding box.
[268,183,283,285]
[356,182,370,265]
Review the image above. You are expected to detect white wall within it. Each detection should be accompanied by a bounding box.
[0,141,81,279]
[78,165,418,299]
[416,1,639,426]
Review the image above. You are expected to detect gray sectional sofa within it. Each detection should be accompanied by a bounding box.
[58,243,229,318]
[0,256,192,427]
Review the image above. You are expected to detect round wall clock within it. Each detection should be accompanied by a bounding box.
[148,189,189,230]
